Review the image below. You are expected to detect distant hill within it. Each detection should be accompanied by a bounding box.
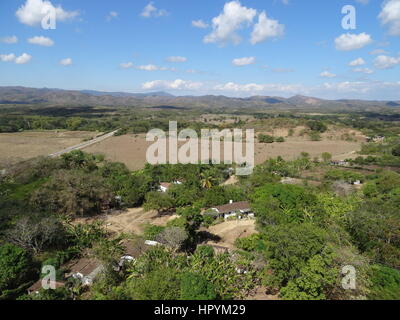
[0,86,398,111]
[80,90,174,98]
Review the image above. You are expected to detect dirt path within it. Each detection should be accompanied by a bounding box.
[49,129,119,157]
[221,175,238,186]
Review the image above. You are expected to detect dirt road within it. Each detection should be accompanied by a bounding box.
[49,130,119,157]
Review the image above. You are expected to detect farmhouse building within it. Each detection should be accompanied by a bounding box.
[65,258,104,286]
[158,180,183,192]
[210,201,254,220]
[27,280,65,295]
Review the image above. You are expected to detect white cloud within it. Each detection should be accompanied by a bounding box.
[16,0,79,27]
[60,58,72,66]
[120,62,134,69]
[349,57,366,66]
[0,53,32,64]
[106,11,118,21]
[374,55,400,69]
[1,36,18,44]
[352,67,374,74]
[379,0,400,36]
[28,36,54,46]
[15,53,32,64]
[0,54,16,62]
[320,71,336,78]
[335,32,373,51]
[369,49,386,55]
[213,82,304,95]
[232,56,255,66]
[119,62,175,71]
[137,64,159,71]
[142,79,203,90]
[192,20,208,28]
[204,1,256,45]
[250,11,284,44]
[141,2,168,18]
[166,56,187,63]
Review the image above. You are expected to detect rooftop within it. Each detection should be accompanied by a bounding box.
[213,201,251,214]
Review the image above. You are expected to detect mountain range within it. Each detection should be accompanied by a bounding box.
[0,86,399,110]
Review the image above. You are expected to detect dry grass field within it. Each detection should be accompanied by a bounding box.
[0,130,100,168]
[74,207,177,235]
[0,125,365,171]
[84,129,363,170]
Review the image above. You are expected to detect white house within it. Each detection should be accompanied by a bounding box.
[158,180,183,192]
[65,258,104,286]
[210,201,254,220]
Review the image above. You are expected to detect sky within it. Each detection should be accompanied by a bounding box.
[0,0,399,100]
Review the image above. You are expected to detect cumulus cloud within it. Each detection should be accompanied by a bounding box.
[166,56,187,63]
[204,1,257,45]
[232,56,255,66]
[192,20,208,28]
[0,54,16,62]
[1,36,18,44]
[320,71,337,78]
[379,0,400,36]
[15,53,32,64]
[28,36,54,46]
[335,33,373,51]
[1,53,32,64]
[142,79,203,90]
[349,57,366,66]
[16,0,79,27]
[141,2,168,18]
[213,82,305,96]
[250,11,284,44]
[60,58,72,66]
[374,54,400,69]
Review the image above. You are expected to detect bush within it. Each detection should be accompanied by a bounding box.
[0,244,34,295]
[258,134,275,143]
[180,272,216,300]
[125,267,181,300]
[368,264,400,300]
[195,245,215,258]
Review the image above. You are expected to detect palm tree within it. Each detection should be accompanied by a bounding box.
[200,172,217,189]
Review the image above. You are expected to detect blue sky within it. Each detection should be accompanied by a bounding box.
[0,0,399,99]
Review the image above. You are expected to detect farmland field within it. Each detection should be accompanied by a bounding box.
[84,131,363,170]
[0,131,100,168]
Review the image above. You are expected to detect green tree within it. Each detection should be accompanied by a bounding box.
[0,244,33,295]
[180,272,217,300]
[262,223,329,287]
[143,191,175,214]
[125,267,181,300]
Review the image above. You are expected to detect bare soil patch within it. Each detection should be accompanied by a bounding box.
[204,220,257,249]
[74,207,177,236]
